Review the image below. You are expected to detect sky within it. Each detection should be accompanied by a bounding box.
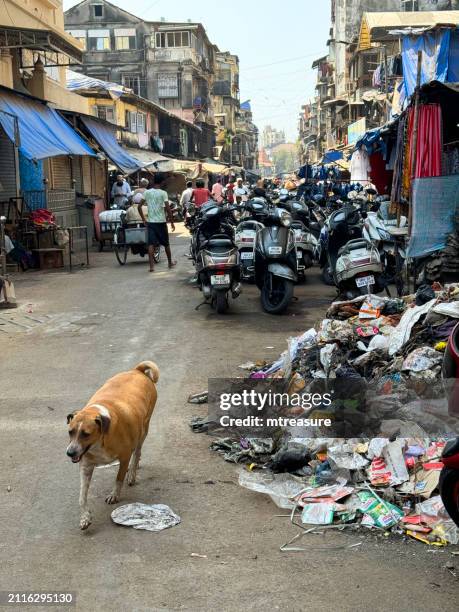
[63,0,331,143]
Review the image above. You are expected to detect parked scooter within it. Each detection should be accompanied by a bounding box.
[192,202,242,314]
[325,204,384,298]
[234,198,266,282]
[362,198,408,297]
[253,201,297,314]
[279,199,317,282]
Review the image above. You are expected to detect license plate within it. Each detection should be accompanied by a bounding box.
[211,274,230,286]
[356,275,375,288]
[296,250,302,259]
[241,252,254,260]
[269,246,282,255]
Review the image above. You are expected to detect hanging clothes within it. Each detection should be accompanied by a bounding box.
[350,148,371,184]
[391,112,408,203]
[370,152,392,195]
[414,104,442,178]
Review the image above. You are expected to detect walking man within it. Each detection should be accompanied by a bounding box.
[138,175,177,273]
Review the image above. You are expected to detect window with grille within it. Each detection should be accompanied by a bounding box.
[94,106,115,123]
[88,29,110,51]
[125,111,137,133]
[157,73,179,98]
[137,113,146,134]
[115,28,136,50]
[122,73,140,95]
[155,31,190,48]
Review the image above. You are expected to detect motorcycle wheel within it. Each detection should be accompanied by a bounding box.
[321,266,335,286]
[215,291,228,314]
[261,276,293,315]
[303,253,313,269]
[154,247,161,264]
[440,468,459,527]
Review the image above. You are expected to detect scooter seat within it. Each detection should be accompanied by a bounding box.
[207,238,234,249]
[338,239,370,257]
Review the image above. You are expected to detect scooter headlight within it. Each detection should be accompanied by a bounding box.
[280,210,292,228]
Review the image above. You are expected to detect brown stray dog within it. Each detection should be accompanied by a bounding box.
[66,361,159,530]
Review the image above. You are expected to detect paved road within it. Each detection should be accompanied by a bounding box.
[0,225,457,611]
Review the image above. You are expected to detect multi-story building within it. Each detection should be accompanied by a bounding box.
[212,51,240,163]
[261,125,285,150]
[0,0,106,230]
[64,0,218,158]
[300,0,459,161]
[234,101,258,172]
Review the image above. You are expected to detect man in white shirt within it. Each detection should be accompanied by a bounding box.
[111,174,132,207]
[180,181,193,211]
[234,177,249,204]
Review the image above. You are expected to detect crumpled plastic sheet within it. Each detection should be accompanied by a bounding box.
[402,347,443,372]
[357,334,388,354]
[317,319,353,343]
[388,298,437,356]
[320,343,337,374]
[111,503,181,532]
[282,328,317,379]
[327,444,369,470]
[238,470,307,509]
[432,301,459,319]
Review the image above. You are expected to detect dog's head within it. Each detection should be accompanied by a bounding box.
[66,408,110,463]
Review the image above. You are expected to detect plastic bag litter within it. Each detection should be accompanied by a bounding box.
[328,445,369,470]
[301,502,335,525]
[317,320,353,343]
[238,470,306,509]
[415,285,436,306]
[402,347,443,373]
[357,334,388,353]
[111,503,181,532]
[388,299,436,356]
[320,343,337,375]
[432,301,459,318]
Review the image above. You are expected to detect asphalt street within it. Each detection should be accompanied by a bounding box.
[0,224,457,611]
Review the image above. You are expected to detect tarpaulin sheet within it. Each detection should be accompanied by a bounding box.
[407,175,459,258]
[402,30,451,98]
[0,88,95,160]
[447,29,459,82]
[81,116,142,174]
[322,150,343,163]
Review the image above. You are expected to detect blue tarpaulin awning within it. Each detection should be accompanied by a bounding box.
[81,116,142,175]
[322,150,343,163]
[0,88,95,160]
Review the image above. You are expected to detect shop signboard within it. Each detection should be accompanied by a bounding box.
[347,118,366,146]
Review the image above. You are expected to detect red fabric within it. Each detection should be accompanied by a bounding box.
[192,188,211,207]
[369,152,392,195]
[414,104,442,178]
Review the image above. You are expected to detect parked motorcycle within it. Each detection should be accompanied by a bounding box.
[234,198,266,282]
[440,439,459,528]
[192,202,242,314]
[253,201,297,314]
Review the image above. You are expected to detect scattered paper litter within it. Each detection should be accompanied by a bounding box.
[111,503,181,532]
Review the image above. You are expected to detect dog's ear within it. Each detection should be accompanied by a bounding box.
[67,412,75,424]
[95,414,110,434]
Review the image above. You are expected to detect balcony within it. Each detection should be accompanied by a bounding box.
[148,47,200,65]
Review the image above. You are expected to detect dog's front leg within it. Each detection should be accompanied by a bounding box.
[105,456,129,504]
[79,462,94,530]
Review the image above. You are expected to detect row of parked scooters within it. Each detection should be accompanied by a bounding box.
[184,185,407,315]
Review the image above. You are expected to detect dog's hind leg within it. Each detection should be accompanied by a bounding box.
[79,462,94,530]
[105,456,129,504]
[127,423,150,486]
[127,445,142,486]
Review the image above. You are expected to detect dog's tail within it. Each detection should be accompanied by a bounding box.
[135,361,160,383]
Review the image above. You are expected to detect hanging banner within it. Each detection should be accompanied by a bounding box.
[407,175,459,258]
[348,118,366,146]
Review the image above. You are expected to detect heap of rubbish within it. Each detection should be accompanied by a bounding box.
[191,283,459,546]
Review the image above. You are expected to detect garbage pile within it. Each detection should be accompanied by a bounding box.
[194,283,459,546]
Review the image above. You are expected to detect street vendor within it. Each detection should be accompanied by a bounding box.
[111,174,132,208]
